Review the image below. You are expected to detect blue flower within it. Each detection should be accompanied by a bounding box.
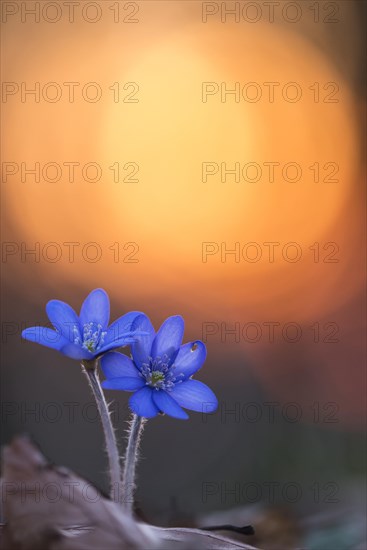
[101,314,218,420]
[22,288,145,361]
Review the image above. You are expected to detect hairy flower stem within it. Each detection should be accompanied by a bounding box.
[122,414,146,516]
[82,360,122,503]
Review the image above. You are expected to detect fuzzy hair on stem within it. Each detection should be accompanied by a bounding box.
[122,413,146,516]
[82,359,123,503]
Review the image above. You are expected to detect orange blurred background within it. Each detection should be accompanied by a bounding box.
[2,0,365,422]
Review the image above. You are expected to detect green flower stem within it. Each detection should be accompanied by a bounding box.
[122,413,146,515]
[82,359,122,503]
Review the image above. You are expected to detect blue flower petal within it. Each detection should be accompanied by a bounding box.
[169,380,218,413]
[174,341,207,380]
[22,327,68,351]
[101,352,139,379]
[151,316,184,365]
[130,314,155,369]
[79,289,110,330]
[104,311,145,345]
[129,387,159,418]
[102,377,145,391]
[152,390,188,420]
[46,300,80,342]
[59,342,94,360]
[98,335,139,355]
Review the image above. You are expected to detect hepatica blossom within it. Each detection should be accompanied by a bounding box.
[101,315,218,419]
[22,289,145,361]
[21,295,220,509]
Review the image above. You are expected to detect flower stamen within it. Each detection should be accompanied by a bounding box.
[73,322,107,353]
[141,355,183,391]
